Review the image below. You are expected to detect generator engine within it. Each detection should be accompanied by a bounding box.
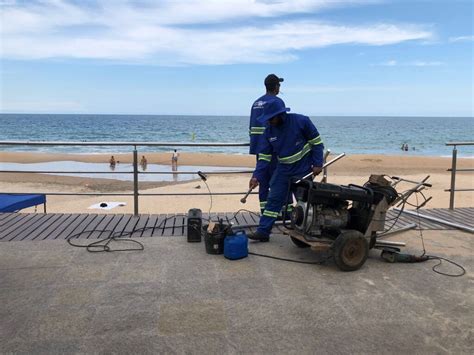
[289,177,398,240]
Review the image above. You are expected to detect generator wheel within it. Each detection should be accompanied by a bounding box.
[290,236,310,248]
[333,230,368,271]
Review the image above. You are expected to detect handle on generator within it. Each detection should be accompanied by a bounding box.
[295,153,346,184]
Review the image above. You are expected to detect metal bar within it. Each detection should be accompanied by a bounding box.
[393,176,430,205]
[0,141,250,147]
[0,170,134,174]
[446,142,474,146]
[395,209,474,234]
[0,170,254,174]
[378,223,417,237]
[140,192,259,196]
[321,149,330,183]
[140,170,254,174]
[444,188,474,192]
[296,153,345,184]
[1,191,258,196]
[374,240,406,247]
[449,146,457,209]
[391,175,432,187]
[133,148,139,216]
[0,192,135,196]
[447,168,474,172]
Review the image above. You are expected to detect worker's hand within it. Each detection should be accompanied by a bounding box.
[249,177,259,189]
[312,166,323,176]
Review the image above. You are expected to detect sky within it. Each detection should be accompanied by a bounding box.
[0,0,473,116]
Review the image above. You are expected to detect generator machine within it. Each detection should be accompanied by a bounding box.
[282,155,431,271]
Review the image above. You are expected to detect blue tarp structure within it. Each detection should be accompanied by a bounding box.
[0,194,46,212]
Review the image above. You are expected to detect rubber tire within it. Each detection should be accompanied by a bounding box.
[290,236,311,248]
[333,230,369,271]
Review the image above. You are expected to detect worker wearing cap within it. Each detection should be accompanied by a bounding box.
[248,97,324,242]
[249,74,287,214]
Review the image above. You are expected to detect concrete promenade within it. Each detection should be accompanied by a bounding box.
[1,229,472,354]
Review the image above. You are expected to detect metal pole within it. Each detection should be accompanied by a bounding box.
[296,153,345,184]
[395,208,474,234]
[321,149,330,183]
[449,145,457,210]
[133,147,139,216]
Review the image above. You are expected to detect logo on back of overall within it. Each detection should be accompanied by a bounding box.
[269,137,277,142]
[253,100,266,109]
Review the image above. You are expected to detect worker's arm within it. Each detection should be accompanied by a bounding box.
[250,132,273,188]
[301,116,324,170]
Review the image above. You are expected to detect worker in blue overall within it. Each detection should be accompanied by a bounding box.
[248,97,324,242]
[249,74,290,214]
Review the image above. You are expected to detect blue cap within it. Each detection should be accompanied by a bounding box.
[257,97,290,124]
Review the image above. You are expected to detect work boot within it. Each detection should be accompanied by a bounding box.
[247,231,269,242]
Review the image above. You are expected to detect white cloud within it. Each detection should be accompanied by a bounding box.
[0,0,433,65]
[378,60,398,66]
[449,35,474,42]
[374,60,444,67]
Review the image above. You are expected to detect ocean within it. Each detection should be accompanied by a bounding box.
[0,114,473,157]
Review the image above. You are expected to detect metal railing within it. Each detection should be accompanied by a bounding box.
[0,141,254,215]
[445,142,474,210]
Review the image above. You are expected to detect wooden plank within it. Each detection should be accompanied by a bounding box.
[131,214,149,238]
[233,212,248,230]
[174,215,186,237]
[97,214,124,239]
[141,214,159,237]
[423,210,461,228]
[162,214,176,237]
[0,213,15,223]
[121,215,141,238]
[248,211,261,224]
[450,208,473,221]
[182,214,189,238]
[443,209,474,225]
[0,213,32,233]
[80,214,107,239]
[48,214,84,240]
[22,213,65,241]
[241,211,254,225]
[0,213,40,240]
[35,214,75,240]
[111,214,133,237]
[64,214,101,240]
[11,214,57,241]
[394,212,442,230]
[87,214,117,239]
[152,214,168,237]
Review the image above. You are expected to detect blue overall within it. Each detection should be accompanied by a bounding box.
[253,113,324,237]
[249,94,279,212]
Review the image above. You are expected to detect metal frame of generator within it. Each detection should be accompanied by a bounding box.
[282,174,431,271]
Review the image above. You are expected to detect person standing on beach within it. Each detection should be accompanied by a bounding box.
[247,97,324,242]
[249,74,290,214]
[171,149,179,167]
[140,155,148,170]
[109,156,116,170]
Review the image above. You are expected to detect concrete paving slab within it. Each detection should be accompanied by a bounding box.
[0,229,472,354]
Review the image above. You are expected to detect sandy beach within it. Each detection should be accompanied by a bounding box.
[1,151,472,213]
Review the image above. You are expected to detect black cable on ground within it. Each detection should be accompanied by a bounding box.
[424,256,466,277]
[248,251,331,265]
[66,214,186,252]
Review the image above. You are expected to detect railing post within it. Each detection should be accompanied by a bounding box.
[133,146,139,216]
[449,145,457,210]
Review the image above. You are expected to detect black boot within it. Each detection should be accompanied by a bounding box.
[247,231,269,242]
